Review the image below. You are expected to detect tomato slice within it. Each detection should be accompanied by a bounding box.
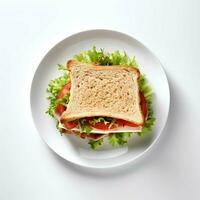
[140,92,147,118]
[58,82,71,98]
[55,82,71,116]
[89,122,117,130]
[63,121,77,129]
[55,104,66,116]
[117,119,139,127]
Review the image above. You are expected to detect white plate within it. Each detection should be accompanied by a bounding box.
[30,29,170,169]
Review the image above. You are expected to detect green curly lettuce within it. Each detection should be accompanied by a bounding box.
[74,46,138,67]
[88,138,104,150]
[78,119,92,134]
[46,64,70,117]
[138,75,155,136]
[89,117,111,125]
[108,132,132,146]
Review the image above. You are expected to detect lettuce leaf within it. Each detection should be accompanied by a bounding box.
[46,64,70,117]
[56,93,70,106]
[88,138,104,150]
[74,46,137,67]
[78,119,92,134]
[108,132,132,146]
[138,75,155,136]
[89,117,110,124]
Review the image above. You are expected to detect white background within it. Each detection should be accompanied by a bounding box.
[0,0,200,199]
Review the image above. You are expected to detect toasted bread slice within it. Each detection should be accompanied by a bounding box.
[60,60,144,125]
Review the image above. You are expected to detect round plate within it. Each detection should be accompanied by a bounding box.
[30,29,170,168]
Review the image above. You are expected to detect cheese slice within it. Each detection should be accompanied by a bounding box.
[58,123,142,134]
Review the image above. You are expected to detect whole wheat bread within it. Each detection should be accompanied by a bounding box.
[60,60,144,125]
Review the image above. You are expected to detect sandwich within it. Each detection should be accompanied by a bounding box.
[46,47,155,149]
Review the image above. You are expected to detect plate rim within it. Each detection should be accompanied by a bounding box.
[29,28,170,169]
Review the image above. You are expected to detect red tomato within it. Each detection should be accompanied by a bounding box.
[140,92,147,118]
[63,121,77,129]
[89,122,117,130]
[117,119,139,127]
[55,104,66,116]
[58,82,71,98]
[115,119,124,127]
[55,82,71,115]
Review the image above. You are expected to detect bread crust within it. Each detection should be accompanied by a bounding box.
[67,59,140,75]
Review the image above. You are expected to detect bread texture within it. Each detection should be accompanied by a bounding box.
[60,60,144,125]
